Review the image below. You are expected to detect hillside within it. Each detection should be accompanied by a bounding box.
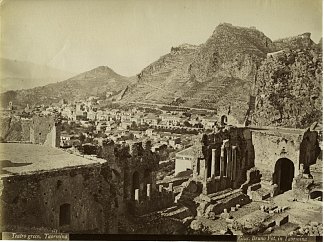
[2,23,321,128]
[122,23,277,122]
[252,47,322,128]
[1,66,133,107]
[123,43,199,104]
[122,23,322,125]
[0,58,75,92]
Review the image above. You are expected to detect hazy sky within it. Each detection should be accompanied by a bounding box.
[1,0,322,76]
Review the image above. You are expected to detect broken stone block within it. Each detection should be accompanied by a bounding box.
[208,212,216,220]
[288,231,296,236]
[236,204,241,209]
[249,183,261,191]
[310,221,319,226]
[263,220,276,228]
[231,207,236,212]
[264,227,274,233]
[275,215,289,226]
[219,229,227,235]
[220,212,231,219]
[226,218,234,223]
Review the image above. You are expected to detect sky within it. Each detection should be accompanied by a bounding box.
[0,0,322,77]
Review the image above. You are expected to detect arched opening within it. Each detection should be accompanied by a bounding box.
[59,203,71,226]
[310,190,322,201]
[273,158,295,194]
[132,171,140,198]
[221,115,228,126]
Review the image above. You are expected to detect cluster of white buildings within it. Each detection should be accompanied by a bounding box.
[60,99,222,131]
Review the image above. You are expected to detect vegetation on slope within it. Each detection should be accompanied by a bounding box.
[252,48,322,128]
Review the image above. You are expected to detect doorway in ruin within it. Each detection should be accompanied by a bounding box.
[273,158,295,194]
[132,171,140,198]
[59,203,71,227]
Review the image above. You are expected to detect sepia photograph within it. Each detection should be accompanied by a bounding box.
[0,0,322,240]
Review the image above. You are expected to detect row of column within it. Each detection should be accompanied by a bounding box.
[209,143,239,181]
[134,183,173,201]
[134,184,151,201]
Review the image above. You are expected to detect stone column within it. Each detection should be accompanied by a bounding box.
[232,146,237,181]
[147,184,151,199]
[226,147,231,178]
[135,189,139,202]
[211,149,216,177]
[169,182,173,192]
[159,185,163,193]
[220,146,225,178]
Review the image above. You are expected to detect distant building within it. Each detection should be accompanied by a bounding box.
[175,146,194,175]
[145,128,154,136]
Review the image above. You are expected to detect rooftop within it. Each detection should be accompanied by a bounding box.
[0,143,106,177]
[176,146,195,157]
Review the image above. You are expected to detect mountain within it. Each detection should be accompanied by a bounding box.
[0,58,75,92]
[122,23,277,123]
[2,23,321,128]
[252,48,322,128]
[122,23,321,126]
[1,66,134,107]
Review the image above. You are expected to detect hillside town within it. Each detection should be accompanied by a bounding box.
[1,97,232,182]
[0,0,322,238]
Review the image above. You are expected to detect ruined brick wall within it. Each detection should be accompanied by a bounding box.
[251,131,300,183]
[21,119,32,142]
[99,139,163,216]
[190,127,255,194]
[0,163,118,233]
[299,130,320,170]
[127,189,174,216]
[30,116,60,147]
[115,141,159,201]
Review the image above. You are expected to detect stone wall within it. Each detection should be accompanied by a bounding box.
[21,118,32,142]
[0,163,118,233]
[190,126,255,194]
[251,129,320,184]
[251,131,300,183]
[30,116,60,147]
[0,114,60,146]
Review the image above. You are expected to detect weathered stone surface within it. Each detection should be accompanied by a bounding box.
[1,163,119,233]
[274,214,289,226]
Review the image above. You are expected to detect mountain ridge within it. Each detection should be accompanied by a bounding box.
[1,23,321,128]
[1,66,134,107]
